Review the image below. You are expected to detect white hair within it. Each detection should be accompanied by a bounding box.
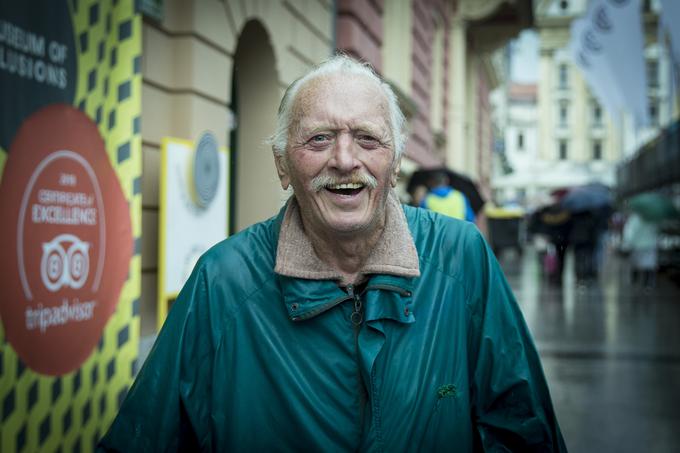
[269,54,407,158]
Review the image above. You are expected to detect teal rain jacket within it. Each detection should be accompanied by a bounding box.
[99,205,566,452]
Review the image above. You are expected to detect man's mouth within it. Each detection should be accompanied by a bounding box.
[325,182,365,196]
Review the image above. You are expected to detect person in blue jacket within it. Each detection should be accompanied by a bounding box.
[99,55,566,452]
[421,171,476,222]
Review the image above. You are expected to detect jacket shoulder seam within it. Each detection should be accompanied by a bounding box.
[418,254,473,304]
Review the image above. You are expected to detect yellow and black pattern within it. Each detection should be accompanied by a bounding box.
[0,0,141,452]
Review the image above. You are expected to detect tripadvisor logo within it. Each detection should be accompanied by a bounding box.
[0,104,132,376]
[40,233,91,293]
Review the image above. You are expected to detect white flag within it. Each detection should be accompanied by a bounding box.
[570,0,649,126]
[659,0,680,105]
[659,0,680,65]
[570,14,624,119]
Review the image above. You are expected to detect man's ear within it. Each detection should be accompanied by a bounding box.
[274,152,291,190]
[390,156,401,187]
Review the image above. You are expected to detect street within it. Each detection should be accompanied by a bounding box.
[498,246,680,453]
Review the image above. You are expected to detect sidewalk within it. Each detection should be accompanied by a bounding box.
[498,247,680,453]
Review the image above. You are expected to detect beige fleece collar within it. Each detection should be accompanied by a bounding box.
[274,191,420,281]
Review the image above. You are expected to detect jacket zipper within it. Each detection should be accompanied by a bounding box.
[348,284,363,326]
[347,284,368,445]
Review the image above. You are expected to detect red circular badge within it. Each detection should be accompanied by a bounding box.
[0,104,132,376]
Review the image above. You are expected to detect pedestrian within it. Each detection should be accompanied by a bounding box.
[98,55,565,452]
[420,170,476,221]
[622,212,659,290]
[409,183,429,207]
[528,204,572,286]
[569,211,598,283]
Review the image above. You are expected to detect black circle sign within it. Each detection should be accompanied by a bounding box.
[0,0,77,150]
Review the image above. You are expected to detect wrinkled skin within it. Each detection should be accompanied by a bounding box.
[274,74,401,241]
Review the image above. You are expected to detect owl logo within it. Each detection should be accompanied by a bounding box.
[40,234,90,292]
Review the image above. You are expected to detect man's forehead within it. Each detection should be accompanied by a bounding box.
[291,73,389,126]
[298,116,385,132]
[301,71,380,94]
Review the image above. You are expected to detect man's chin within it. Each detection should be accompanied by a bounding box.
[321,213,382,236]
[319,215,363,233]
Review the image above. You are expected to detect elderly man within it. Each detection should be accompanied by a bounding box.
[99,56,565,452]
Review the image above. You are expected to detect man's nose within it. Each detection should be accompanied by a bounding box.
[330,132,360,172]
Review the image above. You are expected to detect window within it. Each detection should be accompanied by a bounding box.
[517,131,524,150]
[643,0,652,13]
[592,102,602,126]
[558,140,568,160]
[558,64,568,88]
[647,59,658,88]
[559,102,569,126]
[429,21,445,131]
[516,188,526,203]
[649,99,659,125]
[593,140,602,160]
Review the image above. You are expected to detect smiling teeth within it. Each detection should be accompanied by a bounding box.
[329,183,363,190]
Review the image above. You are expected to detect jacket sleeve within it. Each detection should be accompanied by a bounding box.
[97,263,215,452]
[466,228,567,452]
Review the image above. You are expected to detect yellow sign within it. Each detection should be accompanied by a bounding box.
[157,136,230,328]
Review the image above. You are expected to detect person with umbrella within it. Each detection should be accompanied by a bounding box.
[419,170,476,222]
[622,192,680,289]
[622,212,659,290]
[528,203,572,286]
[561,183,613,283]
[407,168,486,215]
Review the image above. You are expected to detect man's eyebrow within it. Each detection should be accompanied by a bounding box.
[353,127,389,138]
[297,125,338,136]
[299,122,385,133]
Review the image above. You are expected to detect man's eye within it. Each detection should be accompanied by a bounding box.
[309,134,331,145]
[357,135,379,147]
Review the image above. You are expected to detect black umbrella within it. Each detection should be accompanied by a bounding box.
[560,183,612,213]
[406,168,486,214]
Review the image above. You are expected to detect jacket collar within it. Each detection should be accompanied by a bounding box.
[274,191,420,323]
[274,190,420,281]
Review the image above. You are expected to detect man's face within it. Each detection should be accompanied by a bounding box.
[275,73,400,237]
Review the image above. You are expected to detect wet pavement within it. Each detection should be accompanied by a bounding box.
[498,246,680,453]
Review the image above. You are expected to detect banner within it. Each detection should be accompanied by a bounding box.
[570,0,649,127]
[659,0,680,66]
[570,14,625,119]
[0,1,141,452]
[659,0,680,109]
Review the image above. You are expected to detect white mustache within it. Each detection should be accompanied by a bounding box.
[311,173,378,192]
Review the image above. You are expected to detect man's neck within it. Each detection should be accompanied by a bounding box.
[300,216,386,286]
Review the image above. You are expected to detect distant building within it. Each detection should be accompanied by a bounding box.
[492,83,541,206]
[533,0,675,192]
